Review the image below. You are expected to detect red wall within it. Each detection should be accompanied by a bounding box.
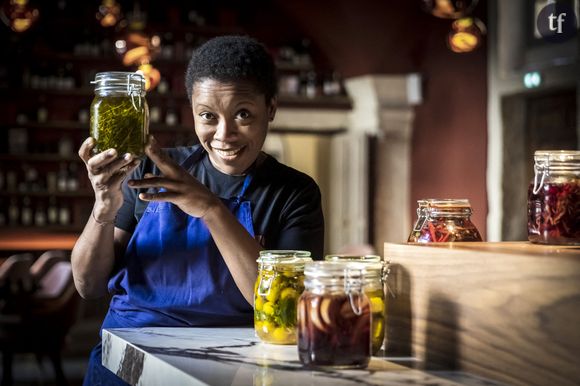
[257,0,489,239]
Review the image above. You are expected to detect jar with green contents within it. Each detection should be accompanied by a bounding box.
[90,71,149,157]
[254,250,312,344]
[325,255,388,354]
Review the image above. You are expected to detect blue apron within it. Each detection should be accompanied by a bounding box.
[83,147,255,385]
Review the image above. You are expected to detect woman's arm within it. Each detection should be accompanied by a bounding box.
[71,138,140,299]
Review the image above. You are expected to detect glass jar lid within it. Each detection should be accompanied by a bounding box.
[324,254,381,262]
[417,198,473,217]
[534,150,580,172]
[257,250,312,267]
[533,150,580,194]
[91,71,146,97]
[305,261,382,279]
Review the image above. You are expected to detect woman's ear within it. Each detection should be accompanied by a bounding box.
[268,97,277,122]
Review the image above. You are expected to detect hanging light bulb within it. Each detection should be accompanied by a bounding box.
[447,17,486,53]
[137,63,161,91]
[114,3,161,90]
[422,0,479,19]
[0,0,39,33]
[96,0,122,28]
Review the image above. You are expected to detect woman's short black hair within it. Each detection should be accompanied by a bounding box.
[185,35,277,103]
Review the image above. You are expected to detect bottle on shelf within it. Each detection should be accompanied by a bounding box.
[58,201,71,226]
[150,106,162,123]
[37,106,48,123]
[67,163,79,191]
[323,72,342,96]
[34,201,47,227]
[24,164,40,192]
[21,197,33,226]
[165,108,178,126]
[46,171,58,193]
[58,136,74,157]
[0,200,5,226]
[6,171,17,191]
[8,198,19,225]
[57,162,69,192]
[47,196,58,225]
[301,71,318,99]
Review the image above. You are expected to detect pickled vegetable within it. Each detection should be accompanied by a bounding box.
[90,95,147,157]
[254,267,305,344]
[298,292,371,368]
[366,288,385,354]
[408,217,482,242]
[528,179,580,245]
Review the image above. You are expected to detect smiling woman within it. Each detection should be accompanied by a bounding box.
[72,36,325,386]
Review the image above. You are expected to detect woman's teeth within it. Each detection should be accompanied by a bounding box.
[214,147,243,157]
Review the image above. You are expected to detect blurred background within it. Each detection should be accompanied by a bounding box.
[0,0,577,384]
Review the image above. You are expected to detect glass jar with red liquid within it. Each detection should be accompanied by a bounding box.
[324,255,387,354]
[528,150,580,245]
[297,261,372,369]
[407,199,482,242]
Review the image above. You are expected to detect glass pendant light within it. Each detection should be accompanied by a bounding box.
[0,0,39,33]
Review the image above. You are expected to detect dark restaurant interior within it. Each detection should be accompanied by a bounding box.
[0,0,578,385]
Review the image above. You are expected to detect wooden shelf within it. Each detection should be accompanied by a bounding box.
[384,241,580,386]
[0,230,80,251]
[0,190,94,198]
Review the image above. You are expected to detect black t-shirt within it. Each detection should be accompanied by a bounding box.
[116,145,325,258]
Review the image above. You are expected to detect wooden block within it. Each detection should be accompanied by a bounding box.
[384,242,580,386]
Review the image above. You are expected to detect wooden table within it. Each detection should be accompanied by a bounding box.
[384,241,580,386]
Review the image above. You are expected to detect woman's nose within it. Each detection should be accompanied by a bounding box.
[213,118,238,141]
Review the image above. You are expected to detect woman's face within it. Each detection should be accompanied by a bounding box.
[191,79,276,175]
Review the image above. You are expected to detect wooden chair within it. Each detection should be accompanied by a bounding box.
[0,251,80,386]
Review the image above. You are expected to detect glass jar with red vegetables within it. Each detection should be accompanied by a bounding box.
[298,261,372,368]
[407,199,482,243]
[324,255,388,354]
[254,250,312,344]
[528,150,580,245]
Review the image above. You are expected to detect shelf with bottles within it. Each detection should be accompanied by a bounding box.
[0,194,88,231]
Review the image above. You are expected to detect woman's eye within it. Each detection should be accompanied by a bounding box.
[199,112,215,120]
[236,109,251,120]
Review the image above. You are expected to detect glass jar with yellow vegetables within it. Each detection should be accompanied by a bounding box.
[254,250,312,344]
[325,255,387,354]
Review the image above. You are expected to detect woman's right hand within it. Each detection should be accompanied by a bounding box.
[78,137,141,221]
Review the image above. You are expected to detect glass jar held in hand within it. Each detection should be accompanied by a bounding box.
[90,71,149,158]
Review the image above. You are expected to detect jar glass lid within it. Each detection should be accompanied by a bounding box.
[257,250,312,266]
[304,261,383,278]
[324,254,381,263]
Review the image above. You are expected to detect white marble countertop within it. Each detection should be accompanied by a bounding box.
[102,327,504,386]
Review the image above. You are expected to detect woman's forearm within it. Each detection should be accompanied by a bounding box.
[203,202,262,305]
[71,205,121,299]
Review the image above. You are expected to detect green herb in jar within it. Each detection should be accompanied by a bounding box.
[90,71,148,157]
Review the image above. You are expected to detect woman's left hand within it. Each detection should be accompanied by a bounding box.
[128,136,220,218]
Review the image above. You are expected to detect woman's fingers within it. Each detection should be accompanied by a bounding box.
[108,159,142,187]
[138,190,178,202]
[78,137,96,163]
[86,148,120,174]
[128,176,180,191]
[145,136,183,179]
